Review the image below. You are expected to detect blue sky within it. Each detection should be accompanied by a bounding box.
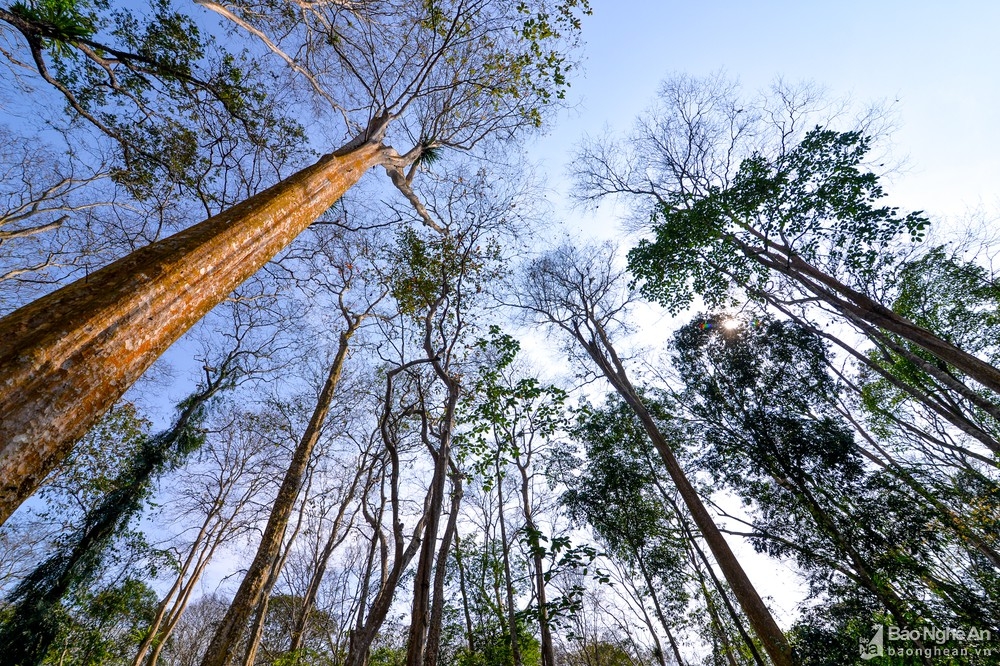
[531,0,1000,230]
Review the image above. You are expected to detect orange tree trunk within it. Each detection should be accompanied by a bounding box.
[0,140,384,524]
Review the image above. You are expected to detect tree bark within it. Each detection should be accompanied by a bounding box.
[0,123,388,525]
[404,413,456,666]
[571,321,795,666]
[200,324,358,666]
[515,461,554,666]
[496,463,523,666]
[423,469,463,666]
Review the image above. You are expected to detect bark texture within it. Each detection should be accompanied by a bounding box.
[0,137,384,524]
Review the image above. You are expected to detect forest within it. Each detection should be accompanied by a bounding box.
[0,1,998,665]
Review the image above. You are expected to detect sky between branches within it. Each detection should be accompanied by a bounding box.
[532,0,1000,238]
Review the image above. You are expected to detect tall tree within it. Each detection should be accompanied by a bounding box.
[563,395,696,666]
[0,0,590,523]
[199,229,384,666]
[573,74,1000,444]
[459,331,569,666]
[130,405,284,666]
[517,243,795,666]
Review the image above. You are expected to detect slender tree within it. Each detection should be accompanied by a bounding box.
[517,243,795,666]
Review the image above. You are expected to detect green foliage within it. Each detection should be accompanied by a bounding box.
[628,128,930,314]
[859,245,1000,435]
[369,645,407,666]
[791,608,1000,666]
[0,576,158,666]
[388,227,502,317]
[563,393,689,622]
[448,537,539,666]
[672,312,1000,637]
[455,619,541,666]
[458,326,568,480]
[44,578,159,666]
[5,0,306,204]
[37,402,151,522]
[561,640,635,666]
[257,594,341,666]
[9,0,97,45]
[672,313,863,485]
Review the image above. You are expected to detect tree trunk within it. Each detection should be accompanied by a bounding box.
[288,470,362,655]
[454,532,476,655]
[200,326,358,666]
[681,521,764,666]
[345,366,431,666]
[0,123,388,525]
[423,469,463,666]
[688,541,739,666]
[745,239,1000,402]
[574,323,795,666]
[133,506,218,666]
[404,436,451,666]
[515,462,554,666]
[623,391,792,666]
[496,463,523,666]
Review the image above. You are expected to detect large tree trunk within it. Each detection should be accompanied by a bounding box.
[0,123,388,525]
[200,325,358,666]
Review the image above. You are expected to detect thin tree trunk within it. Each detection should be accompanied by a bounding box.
[571,321,795,666]
[838,404,1000,570]
[404,431,451,666]
[288,469,363,655]
[133,507,219,666]
[515,462,554,666]
[765,297,1000,458]
[345,362,433,666]
[630,547,685,666]
[496,462,523,666]
[200,324,359,666]
[242,489,315,666]
[680,520,764,666]
[454,532,476,655]
[663,626,685,666]
[688,541,739,666]
[407,318,461,666]
[423,468,463,666]
[241,591,272,666]
[0,119,389,525]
